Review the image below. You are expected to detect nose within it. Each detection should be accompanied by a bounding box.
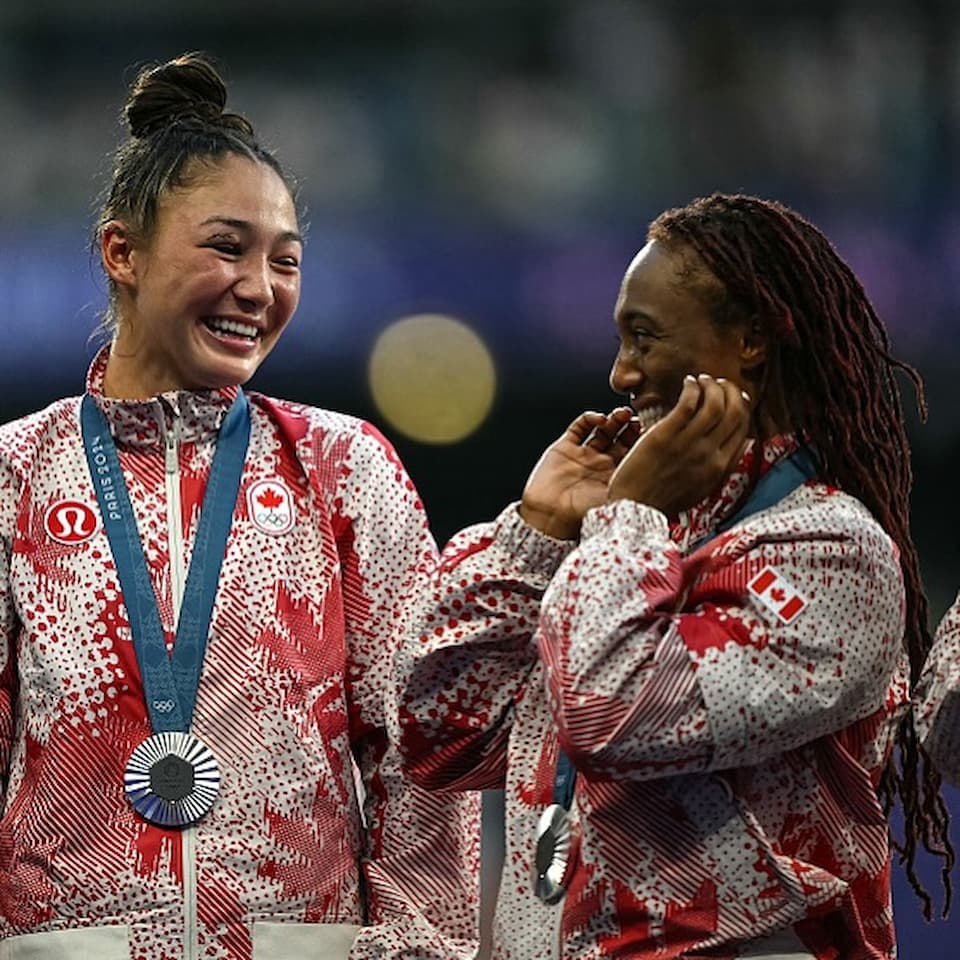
[609,346,641,396]
[233,257,275,310]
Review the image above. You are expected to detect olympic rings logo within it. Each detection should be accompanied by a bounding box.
[255,510,290,528]
[153,700,176,713]
[247,479,295,535]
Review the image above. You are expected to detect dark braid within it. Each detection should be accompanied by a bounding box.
[649,193,953,918]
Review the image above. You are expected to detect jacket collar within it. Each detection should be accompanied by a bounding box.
[84,345,240,451]
[675,433,801,548]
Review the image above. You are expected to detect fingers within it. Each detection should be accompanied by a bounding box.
[582,407,634,452]
[608,416,642,461]
[685,375,752,474]
[670,374,750,438]
[563,411,607,445]
[657,375,704,432]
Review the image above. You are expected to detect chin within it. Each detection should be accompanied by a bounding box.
[188,367,253,392]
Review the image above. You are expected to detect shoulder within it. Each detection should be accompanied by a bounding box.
[247,391,365,435]
[754,480,895,553]
[246,391,408,477]
[720,481,902,595]
[0,396,81,474]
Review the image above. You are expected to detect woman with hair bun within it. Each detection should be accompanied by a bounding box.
[0,52,479,959]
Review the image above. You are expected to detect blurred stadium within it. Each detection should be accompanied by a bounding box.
[1,1,957,953]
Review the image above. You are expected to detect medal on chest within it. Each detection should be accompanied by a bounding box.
[82,392,249,828]
[124,731,221,827]
[533,749,581,903]
[534,801,581,904]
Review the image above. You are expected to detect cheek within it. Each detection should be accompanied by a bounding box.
[278,279,301,319]
[175,262,231,301]
[648,343,690,378]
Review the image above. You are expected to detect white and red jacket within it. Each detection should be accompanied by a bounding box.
[395,436,909,959]
[0,349,480,960]
[916,594,960,786]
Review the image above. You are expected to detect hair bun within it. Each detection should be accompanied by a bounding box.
[125,52,253,139]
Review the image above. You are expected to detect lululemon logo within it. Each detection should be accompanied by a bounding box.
[247,479,295,535]
[45,500,100,544]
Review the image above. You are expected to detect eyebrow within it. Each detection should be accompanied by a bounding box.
[200,216,303,245]
[617,308,658,327]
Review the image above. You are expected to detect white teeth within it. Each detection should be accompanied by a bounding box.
[634,406,668,431]
[205,317,258,339]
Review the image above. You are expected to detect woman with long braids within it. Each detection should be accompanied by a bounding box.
[393,193,953,958]
[0,52,479,959]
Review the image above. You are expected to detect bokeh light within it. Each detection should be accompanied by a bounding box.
[368,313,496,444]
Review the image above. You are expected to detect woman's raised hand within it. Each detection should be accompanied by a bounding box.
[519,407,640,540]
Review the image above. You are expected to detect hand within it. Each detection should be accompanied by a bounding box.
[520,407,640,540]
[607,374,751,516]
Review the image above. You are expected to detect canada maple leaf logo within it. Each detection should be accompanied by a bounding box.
[257,487,284,510]
[248,478,295,535]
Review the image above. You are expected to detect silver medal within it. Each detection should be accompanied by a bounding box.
[534,802,579,903]
[124,731,220,827]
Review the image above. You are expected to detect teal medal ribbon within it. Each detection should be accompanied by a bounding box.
[81,391,250,826]
[534,446,818,902]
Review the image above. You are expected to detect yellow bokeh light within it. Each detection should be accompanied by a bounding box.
[368,313,497,444]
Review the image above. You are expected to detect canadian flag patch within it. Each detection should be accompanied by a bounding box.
[247,478,295,535]
[747,566,807,624]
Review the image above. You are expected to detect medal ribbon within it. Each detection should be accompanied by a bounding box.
[81,391,250,734]
[550,446,819,810]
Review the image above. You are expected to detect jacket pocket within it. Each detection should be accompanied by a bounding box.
[252,921,361,959]
[0,925,130,959]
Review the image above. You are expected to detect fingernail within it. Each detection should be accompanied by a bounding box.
[684,374,698,384]
[697,373,711,382]
[741,390,751,402]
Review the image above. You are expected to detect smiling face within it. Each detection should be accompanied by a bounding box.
[100,153,302,398]
[609,239,755,430]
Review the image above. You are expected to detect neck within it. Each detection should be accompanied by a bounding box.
[753,406,789,443]
[102,334,190,400]
[101,351,167,400]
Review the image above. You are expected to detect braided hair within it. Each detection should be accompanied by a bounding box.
[94,51,298,331]
[648,192,953,918]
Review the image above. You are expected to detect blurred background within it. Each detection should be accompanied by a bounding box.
[1,0,958,952]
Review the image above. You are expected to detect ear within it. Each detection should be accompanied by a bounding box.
[100,221,139,290]
[738,316,768,373]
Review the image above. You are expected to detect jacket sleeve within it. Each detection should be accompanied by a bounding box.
[915,593,960,786]
[327,421,481,960]
[393,504,576,792]
[0,456,19,810]
[538,493,907,779]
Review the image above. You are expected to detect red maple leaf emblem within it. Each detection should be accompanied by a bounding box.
[769,587,785,602]
[257,487,284,509]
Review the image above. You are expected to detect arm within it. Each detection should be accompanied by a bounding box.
[538,492,906,779]
[392,408,638,791]
[915,593,960,785]
[325,421,480,959]
[393,505,575,792]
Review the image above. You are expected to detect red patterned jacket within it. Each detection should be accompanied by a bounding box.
[0,349,479,960]
[395,436,908,959]
[916,594,960,786]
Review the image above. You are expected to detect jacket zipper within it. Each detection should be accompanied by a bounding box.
[162,411,198,960]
